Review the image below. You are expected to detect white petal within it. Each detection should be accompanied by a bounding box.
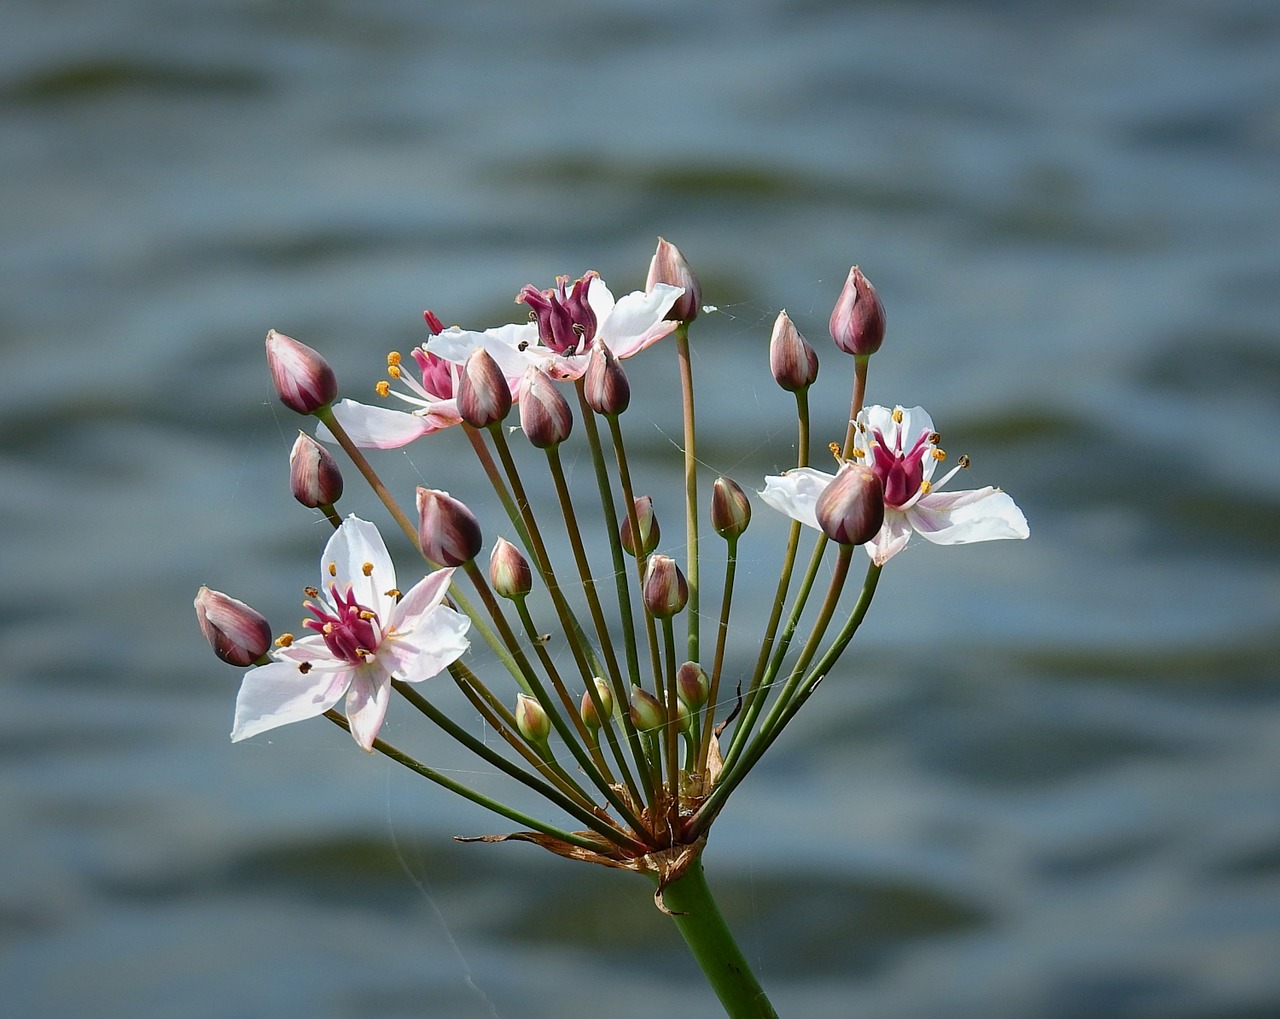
[596,284,682,358]
[392,567,456,622]
[758,467,835,530]
[584,275,617,321]
[428,323,538,384]
[907,487,1030,546]
[231,660,350,741]
[344,668,392,751]
[381,606,471,684]
[865,510,914,565]
[322,517,396,614]
[318,399,440,449]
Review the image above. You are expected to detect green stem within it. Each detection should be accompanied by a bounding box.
[659,860,779,1019]
[674,322,700,663]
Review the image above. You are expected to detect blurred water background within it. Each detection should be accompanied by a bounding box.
[3,1,1279,1016]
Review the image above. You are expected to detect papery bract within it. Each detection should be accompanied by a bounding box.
[760,405,1028,565]
[230,516,470,751]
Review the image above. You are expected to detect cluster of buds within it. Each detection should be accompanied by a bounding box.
[200,240,1027,881]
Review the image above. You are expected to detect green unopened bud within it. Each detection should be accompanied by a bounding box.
[620,496,660,557]
[289,431,344,508]
[580,677,614,731]
[514,693,551,745]
[519,366,573,448]
[815,464,885,546]
[488,537,532,599]
[642,554,688,618]
[769,310,819,392]
[675,697,694,734]
[676,661,710,709]
[710,476,751,538]
[629,687,667,733]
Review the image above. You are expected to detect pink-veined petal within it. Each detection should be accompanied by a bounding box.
[583,276,617,322]
[596,284,683,358]
[758,467,836,530]
[428,323,537,384]
[322,516,396,614]
[344,668,392,751]
[907,487,1030,546]
[318,399,445,449]
[864,510,914,565]
[231,660,351,742]
[380,605,471,684]
[392,566,457,623]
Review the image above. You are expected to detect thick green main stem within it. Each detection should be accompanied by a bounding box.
[660,860,779,1019]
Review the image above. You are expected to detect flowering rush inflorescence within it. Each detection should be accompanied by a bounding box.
[199,242,1028,1018]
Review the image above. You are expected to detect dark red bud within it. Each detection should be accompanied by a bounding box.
[829,266,886,357]
[266,329,338,414]
[642,554,688,617]
[289,432,343,508]
[710,477,751,538]
[815,464,885,545]
[457,347,512,427]
[769,311,819,391]
[416,487,483,566]
[195,586,272,667]
[583,338,630,415]
[518,367,573,448]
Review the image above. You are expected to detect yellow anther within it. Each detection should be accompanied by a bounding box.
[275,633,295,648]
[304,586,319,599]
[358,610,376,622]
[327,561,337,577]
[828,441,841,459]
[375,380,391,398]
[892,407,904,423]
[852,446,865,460]
[361,561,374,576]
[385,587,401,600]
[387,351,402,367]
[932,448,947,462]
[387,363,402,379]
[920,480,932,495]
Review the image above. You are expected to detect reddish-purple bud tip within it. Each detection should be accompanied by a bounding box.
[289,431,344,508]
[518,367,573,448]
[769,311,819,391]
[829,266,886,357]
[489,537,532,599]
[457,347,513,427]
[416,487,483,566]
[266,329,338,414]
[629,687,667,733]
[647,237,701,323]
[423,310,445,335]
[676,661,710,709]
[642,554,688,617]
[620,496,660,557]
[815,464,885,546]
[195,586,272,667]
[710,476,752,539]
[583,338,631,415]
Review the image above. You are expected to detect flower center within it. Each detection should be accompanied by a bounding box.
[411,348,455,400]
[517,272,597,355]
[856,416,939,509]
[302,584,382,665]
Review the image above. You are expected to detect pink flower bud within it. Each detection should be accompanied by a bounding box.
[489,537,532,599]
[646,237,701,323]
[629,687,667,733]
[457,347,512,427]
[829,266,885,357]
[815,464,885,546]
[265,329,338,414]
[676,661,710,709]
[289,432,343,508]
[194,586,272,667]
[620,496,660,557]
[642,554,688,617]
[580,677,614,731]
[769,311,819,391]
[518,367,573,448]
[583,338,630,415]
[515,693,551,745]
[416,487,483,566]
[710,477,751,539]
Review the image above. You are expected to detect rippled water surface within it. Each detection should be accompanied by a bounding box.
[3,2,1278,1017]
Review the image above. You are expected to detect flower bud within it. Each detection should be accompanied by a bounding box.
[642,554,688,617]
[195,586,272,667]
[265,329,338,414]
[815,464,885,546]
[620,496,660,557]
[519,366,573,448]
[710,477,751,539]
[647,237,701,323]
[289,431,344,508]
[515,693,551,745]
[829,266,885,356]
[629,687,667,733]
[416,487,483,566]
[457,347,512,427]
[580,677,614,730]
[583,338,630,415]
[677,661,710,709]
[769,311,819,391]
[675,697,694,733]
[488,537,532,599]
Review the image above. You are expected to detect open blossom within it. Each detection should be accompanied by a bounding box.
[760,404,1028,565]
[231,516,470,751]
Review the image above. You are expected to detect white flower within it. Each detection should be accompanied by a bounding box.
[231,516,470,750]
[760,404,1029,565]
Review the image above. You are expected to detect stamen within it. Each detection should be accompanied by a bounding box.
[304,586,319,598]
[375,380,391,397]
[958,454,971,469]
[387,364,402,379]
[327,562,337,577]
[385,587,401,600]
[852,446,865,459]
[276,633,294,647]
[298,662,312,674]
[361,561,374,577]
[828,441,841,462]
[892,408,904,423]
[929,431,941,443]
[517,340,529,351]
[920,480,932,495]
[932,448,946,461]
[358,610,376,621]
[387,351,402,368]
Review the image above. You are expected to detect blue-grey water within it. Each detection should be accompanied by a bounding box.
[3,1,1278,1016]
